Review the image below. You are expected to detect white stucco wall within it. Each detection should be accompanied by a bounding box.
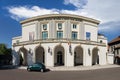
[12,14,109,67]
[84,24,98,41]
[107,53,114,64]
[99,46,107,65]
[22,21,37,41]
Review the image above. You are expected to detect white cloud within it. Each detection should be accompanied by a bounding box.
[74,0,120,33]
[7,5,94,21]
[83,0,120,23]
[6,0,120,33]
[63,0,87,8]
[63,0,120,32]
[7,6,60,20]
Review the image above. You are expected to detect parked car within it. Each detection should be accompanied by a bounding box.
[27,63,46,72]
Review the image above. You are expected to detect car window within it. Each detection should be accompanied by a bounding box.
[33,64,39,67]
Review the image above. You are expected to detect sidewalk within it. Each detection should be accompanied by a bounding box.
[18,64,120,71]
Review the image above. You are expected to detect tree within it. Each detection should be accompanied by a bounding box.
[0,43,11,55]
[0,43,12,65]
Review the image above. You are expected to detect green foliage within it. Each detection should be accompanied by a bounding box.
[0,43,11,55]
[0,43,12,65]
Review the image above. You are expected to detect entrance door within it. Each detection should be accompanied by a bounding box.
[35,46,45,64]
[57,51,63,65]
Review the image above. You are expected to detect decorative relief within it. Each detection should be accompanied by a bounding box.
[39,17,82,22]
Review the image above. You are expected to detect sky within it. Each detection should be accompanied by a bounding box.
[0,0,120,48]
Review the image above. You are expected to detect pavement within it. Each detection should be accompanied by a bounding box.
[18,64,120,71]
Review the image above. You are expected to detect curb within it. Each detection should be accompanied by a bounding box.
[18,65,120,71]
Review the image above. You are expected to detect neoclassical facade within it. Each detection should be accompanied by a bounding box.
[12,14,108,67]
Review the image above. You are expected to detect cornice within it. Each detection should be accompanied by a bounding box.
[13,38,106,47]
[20,14,100,25]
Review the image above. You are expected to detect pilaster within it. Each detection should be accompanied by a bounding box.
[80,21,85,40]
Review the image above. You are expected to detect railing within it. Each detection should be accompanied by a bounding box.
[13,38,106,47]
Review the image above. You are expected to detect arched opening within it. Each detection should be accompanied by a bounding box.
[35,46,45,64]
[74,46,83,66]
[19,47,28,66]
[54,45,64,66]
[92,48,99,65]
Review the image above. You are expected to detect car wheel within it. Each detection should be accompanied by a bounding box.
[27,68,31,71]
[41,69,44,72]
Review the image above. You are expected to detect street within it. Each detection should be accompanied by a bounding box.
[0,67,120,80]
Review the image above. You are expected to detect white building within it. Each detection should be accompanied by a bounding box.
[12,14,108,67]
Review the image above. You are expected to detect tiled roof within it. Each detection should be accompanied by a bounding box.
[108,36,120,45]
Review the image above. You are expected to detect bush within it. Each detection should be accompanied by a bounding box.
[0,54,12,65]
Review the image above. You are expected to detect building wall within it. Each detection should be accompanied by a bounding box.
[22,21,38,41]
[84,24,97,41]
[17,20,98,42]
[12,14,108,67]
[12,43,107,67]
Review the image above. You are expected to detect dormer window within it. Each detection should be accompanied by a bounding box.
[58,23,62,29]
[43,24,47,30]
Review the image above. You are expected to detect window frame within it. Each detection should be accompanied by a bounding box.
[72,31,78,40]
[73,24,77,29]
[86,32,91,40]
[43,24,47,30]
[58,23,62,29]
[42,31,48,40]
[57,31,63,39]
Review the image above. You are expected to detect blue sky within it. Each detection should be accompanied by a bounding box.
[0,0,120,47]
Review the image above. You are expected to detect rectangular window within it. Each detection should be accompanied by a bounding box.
[58,23,62,29]
[86,32,91,40]
[29,32,34,41]
[43,24,47,30]
[42,31,48,39]
[16,40,19,44]
[73,24,77,29]
[57,31,63,39]
[72,32,77,39]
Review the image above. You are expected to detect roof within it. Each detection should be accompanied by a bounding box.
[108,36,120,45]
[20,14,100,24]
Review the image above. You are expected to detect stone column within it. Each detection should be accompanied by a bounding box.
[64,21,68,39]
[52,20,56,39]
[49,21,52,39]
[84,47,92,66]
[67,20,71,39]
[79,21,85,40]
[37,21,41,39]
[35,21,38,40]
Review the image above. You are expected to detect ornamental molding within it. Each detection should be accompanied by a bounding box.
[20,14,100,25]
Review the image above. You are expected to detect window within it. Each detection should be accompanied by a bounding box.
[29,32,34,41]
[42,31,48,39]
[57,31,63,39]
[73,24,77,29]
[16,40,19,44]
[100,40,103,43]
[43,24,47,30]
[58,23,62,29]
[72,32,77,39]
[86,32,91,40]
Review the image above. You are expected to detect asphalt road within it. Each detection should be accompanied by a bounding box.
[0,67,120,80]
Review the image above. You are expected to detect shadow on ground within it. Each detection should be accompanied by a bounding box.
[0,65,17,70]
[27,68,51,73]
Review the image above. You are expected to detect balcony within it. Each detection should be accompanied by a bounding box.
[12,38,106,47]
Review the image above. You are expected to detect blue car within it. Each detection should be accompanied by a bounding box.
[27,63,46,72]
